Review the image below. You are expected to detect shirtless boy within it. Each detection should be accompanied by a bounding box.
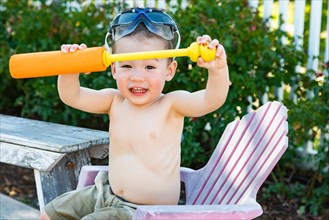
[40,7,229,220]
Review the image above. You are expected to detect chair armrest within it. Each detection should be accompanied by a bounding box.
[180,167,196,183]
[133,203,263,220]
[76,165,108,189]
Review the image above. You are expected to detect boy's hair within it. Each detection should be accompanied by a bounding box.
[112,23,175,54]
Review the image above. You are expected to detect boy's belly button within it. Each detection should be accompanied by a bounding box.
[150,132,157,139]
[117,189,124,196]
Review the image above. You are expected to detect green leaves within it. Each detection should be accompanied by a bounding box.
[0,1,327,215]
[0,0,115,128]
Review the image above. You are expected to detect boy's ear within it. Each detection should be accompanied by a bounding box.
[111,63,117,80]
[166,60,177,81]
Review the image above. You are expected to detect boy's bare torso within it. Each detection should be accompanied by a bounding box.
[108,92,184,205]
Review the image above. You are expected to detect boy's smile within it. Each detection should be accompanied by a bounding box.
[130,87,148,95]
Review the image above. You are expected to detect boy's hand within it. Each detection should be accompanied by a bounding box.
[60,43,90,75]
[196,35,227,72]
[61,43,87,53]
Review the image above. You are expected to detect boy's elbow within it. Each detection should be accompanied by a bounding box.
[58,92,69,106]
[57,88,75,106]
[213,87,228,111]
[58,92,68,105]
[57,74,80,105]
[212,97,227,111]
[210,89,229,112]
[57,86,66,103]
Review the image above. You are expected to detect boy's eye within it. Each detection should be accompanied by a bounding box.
[121,65,132,68]
[145,65,156,70]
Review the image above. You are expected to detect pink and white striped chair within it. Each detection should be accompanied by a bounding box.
[77,101,288,219]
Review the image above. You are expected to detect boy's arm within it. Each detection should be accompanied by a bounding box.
[58,44,116,114]
[171,35,229,117]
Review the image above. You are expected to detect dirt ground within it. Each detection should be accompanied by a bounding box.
[0,163,327,219]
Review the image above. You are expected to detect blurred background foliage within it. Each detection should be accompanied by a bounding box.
[0,0,328,217]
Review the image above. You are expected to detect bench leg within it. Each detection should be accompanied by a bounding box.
[34,149,91,210]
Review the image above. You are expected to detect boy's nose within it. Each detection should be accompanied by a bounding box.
[129,71,145,82]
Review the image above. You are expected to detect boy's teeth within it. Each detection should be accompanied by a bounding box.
[131,88,146,93]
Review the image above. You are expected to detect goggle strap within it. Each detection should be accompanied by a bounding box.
[175,30,181,50]
[104,32,111,52]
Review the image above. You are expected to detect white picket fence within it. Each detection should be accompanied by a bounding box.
[248,0,328,165]
[249,0,328,99]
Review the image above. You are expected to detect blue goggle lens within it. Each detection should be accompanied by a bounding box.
[109,8,178,40]
[112,11,176,27]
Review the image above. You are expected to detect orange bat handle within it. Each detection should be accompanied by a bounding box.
[9,47,107,79]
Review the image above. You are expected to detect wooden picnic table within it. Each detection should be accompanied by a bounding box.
[0,114,109,210]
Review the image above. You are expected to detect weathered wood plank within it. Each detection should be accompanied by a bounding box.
[0,193,40,219]
[88,144,109,159]
[35,149,91,209]
[0,142,65,171]
[0,114,109,153]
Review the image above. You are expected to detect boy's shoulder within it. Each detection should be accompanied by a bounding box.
[164,90,192,100]
[160,90,193,109]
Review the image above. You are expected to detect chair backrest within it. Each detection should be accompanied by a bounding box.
[184,101,288,205]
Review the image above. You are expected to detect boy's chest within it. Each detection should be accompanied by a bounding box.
[109,103,172,142]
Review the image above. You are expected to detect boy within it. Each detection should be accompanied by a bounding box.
[40,7,229,220]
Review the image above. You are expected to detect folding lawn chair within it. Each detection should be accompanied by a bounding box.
[77,101,288,219]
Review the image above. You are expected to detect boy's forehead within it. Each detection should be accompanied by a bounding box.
[114,35,167,52]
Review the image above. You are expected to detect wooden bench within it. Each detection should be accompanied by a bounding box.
[0,114,109,210]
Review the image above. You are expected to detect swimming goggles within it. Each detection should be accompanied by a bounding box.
[104,8,181,51]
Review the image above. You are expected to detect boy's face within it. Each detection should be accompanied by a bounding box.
[111,36,177,106]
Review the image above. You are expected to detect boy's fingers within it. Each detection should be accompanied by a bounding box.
[208,39,219,50]
[197,35,212,44]
[197,56,205,66]
[202,35,211,42]
[79,43,87,49]
[61,43,87,54]
[61,44,69,53]
[70,44,79,52]
[216,44,226,58]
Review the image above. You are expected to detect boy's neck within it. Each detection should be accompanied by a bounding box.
[123,93,164,109]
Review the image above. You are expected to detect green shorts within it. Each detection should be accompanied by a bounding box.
[44,171,138,220]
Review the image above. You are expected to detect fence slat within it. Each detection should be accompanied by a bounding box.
[275,0,291,101]
[248,0,259,10]
[278,0,289,33]
[289,0,306,104]
[293,0,306,50]
[307,0,323,72]
[263,0,274,25]
[325,1,329,77]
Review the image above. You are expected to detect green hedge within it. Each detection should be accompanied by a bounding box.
[0,0,328,216]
